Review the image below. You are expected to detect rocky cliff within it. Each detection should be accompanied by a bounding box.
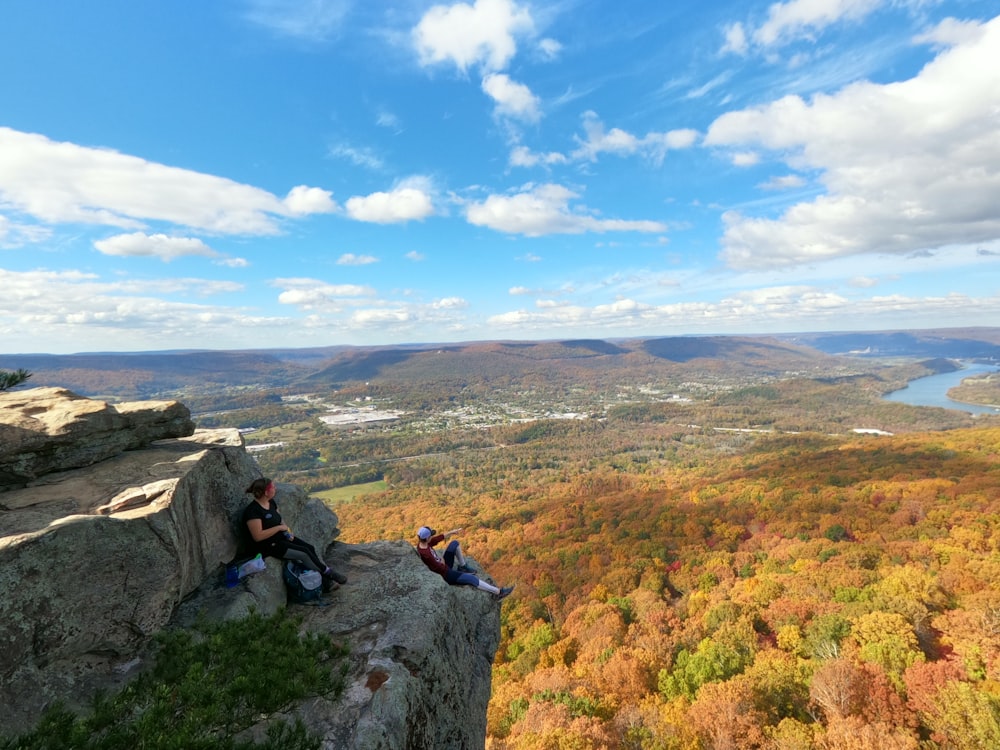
[0,388,501,748]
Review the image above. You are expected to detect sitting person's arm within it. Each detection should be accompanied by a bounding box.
[246,518,289,542]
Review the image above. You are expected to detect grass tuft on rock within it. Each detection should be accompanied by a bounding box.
[2,609,348,750]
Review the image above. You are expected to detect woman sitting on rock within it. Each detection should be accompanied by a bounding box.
[415,525,513,601]
[242,477,346,592]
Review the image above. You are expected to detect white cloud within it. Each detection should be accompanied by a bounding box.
[275,278,376,310]
[328,142,385,170]
[283,185,337,215]
[93,232,219,262]
[465,183,668,236]
[270,278,471,334]
[684,71,735,100]
[754,0,881,48]
[413,0,534,72]
[509,286,533,295]
[217,257,250,268]
[849,275,879,287]
[571,112,699,165]
[0,127,335,235]
[912,16,988,50]
[405,250,425,261]
[486,285,1000,335]
[538,37,562,60]
[0,268,273,353]
[432,296,468,309]
[345,178,435,223]
[759,174,806,190]
[482,73,541,122]
[243,0,352,41]
[0,213,51,248]
[705,16,1000,270]
[509,145,567,168]
[350,308,412,326]
[336,253,379,265]
[731,152,760,167]
[721,22,748,55]
[375,110,402,131]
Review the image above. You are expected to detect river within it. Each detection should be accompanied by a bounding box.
[883,362,1000,415]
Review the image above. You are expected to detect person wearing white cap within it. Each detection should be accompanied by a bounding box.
[415,526,514,601]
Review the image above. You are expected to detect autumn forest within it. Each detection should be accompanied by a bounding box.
[11,332,1000,749]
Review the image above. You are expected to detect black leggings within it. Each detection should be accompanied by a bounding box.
[261,536,327,572]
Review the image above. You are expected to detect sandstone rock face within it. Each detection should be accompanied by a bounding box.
[0,391,500,749]
[0,387,195,488]
[0,428,262,733]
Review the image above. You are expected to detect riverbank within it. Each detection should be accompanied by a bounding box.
[884,361,1000,415]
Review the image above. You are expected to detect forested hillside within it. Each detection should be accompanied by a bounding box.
[16,333,998,747]
[332,425,1000,749]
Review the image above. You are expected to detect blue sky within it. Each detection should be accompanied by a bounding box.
[1,0,999,354]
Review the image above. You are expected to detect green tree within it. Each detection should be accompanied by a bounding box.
[0,368,31,391]
[658,620,756,700]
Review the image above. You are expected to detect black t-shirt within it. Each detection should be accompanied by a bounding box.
[242,499,282,552]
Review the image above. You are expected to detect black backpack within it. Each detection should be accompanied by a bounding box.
[282,561,323,604]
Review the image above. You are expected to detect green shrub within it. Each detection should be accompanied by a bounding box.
[2,610,348,750]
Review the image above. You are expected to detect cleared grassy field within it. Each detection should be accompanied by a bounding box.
[315,479,387,504]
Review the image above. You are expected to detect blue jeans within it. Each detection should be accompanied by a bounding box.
[442,540,478,586]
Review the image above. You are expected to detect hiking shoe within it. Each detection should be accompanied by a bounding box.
[495,586,514,601]
[328,569,348,584]
[457,564,476,574]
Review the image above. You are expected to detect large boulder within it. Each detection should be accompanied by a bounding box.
[0,428,268,732]
[0,390,502,748]
[0,387,195,488]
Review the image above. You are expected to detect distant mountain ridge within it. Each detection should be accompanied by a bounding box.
[3,329,998,400]
[782,328,1000,358]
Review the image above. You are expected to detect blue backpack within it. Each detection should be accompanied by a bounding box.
[283,561,323,604]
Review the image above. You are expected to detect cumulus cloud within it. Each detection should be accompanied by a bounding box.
[336,253,379,265]
[705,16,1000,270]
[413,0,534,72]
[431,296,468,309]
[487,285,1000,335]
[284,185,337,215]
[405,250,425,261]
[93,232,219,262]
[571,112,699,165]
[754,0,881,48]
[466,183,667,236]
[0,268,278,353]
[482,73,541,122]
[275,278,376,310]
[345,178,435,223]
[509,145,567,168]
[914,17,988,49]
[0,127,336,236]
